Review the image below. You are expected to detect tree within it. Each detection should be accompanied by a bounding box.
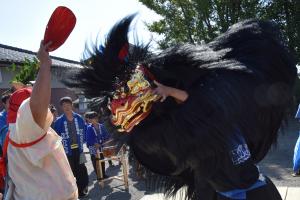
[261,0,300,62]
[10,58,39,86]
[139,0,262,47]
[139,0,299,63]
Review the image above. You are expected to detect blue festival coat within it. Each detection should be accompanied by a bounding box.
[86,123,110,155]
[293,105,300,172]
[0,110,7,131]
[54,112,86,155]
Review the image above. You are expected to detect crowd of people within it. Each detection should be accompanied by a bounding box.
[0,42,114,199]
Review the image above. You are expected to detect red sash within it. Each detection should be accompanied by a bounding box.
[0,131,47,189]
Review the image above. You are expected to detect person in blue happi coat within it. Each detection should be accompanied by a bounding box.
[85,111,111,179]
[0,93,10,154]
[0,93,10,131]
[292,104,300,177]
[54,96,89,198]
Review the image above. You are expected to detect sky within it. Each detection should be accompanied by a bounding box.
[0,0,161,61]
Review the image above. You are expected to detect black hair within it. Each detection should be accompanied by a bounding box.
[49,104,57,113]
[84,111,98,119]
[1,93,11,104]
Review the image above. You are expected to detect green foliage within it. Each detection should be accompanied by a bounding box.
[10,58,39,85]
[261,0,300,63]
[139,0,299,63]
[140,0,263,46]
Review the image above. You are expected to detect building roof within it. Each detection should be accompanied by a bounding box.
[0,43,82,68]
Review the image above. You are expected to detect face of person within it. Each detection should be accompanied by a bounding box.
[91,117,99,125]
[61,102,73,114]
[85,118,92,124]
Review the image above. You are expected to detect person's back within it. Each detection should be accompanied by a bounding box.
[8,98,77,200]
[6,42,78,200]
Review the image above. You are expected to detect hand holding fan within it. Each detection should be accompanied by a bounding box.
[43,6,76,52]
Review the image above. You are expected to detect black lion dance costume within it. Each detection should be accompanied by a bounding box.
[65,14,296,200]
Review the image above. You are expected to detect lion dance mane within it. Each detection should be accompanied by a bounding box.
[64,14,296,199]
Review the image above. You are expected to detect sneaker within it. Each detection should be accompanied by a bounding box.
[108,161,114,167]
[78,192,88,198]
[291,171,300,177]
[83,187,88,194]
[109,163,115,167]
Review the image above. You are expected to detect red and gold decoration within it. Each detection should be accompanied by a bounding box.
[110,66,159,132]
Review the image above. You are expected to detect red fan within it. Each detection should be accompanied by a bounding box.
[43,6,76,52]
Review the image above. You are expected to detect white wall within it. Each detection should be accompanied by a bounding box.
[0,67,68,89]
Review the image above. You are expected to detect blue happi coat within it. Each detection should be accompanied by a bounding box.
[54,112,86,155]
[86,123,110,155]
[0,110,8,147]
[293,104,300,172]
[0,110,7,131]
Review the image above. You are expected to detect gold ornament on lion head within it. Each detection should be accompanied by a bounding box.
[109,65,159,132]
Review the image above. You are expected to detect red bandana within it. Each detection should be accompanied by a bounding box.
[7,88,32,123]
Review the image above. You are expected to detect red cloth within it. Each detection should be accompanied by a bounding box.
[7,88,32,124]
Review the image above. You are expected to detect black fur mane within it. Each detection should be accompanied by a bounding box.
[64,14,150,97]
[64,15,297,200]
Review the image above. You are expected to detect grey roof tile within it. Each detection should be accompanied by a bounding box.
[0,43,82,68]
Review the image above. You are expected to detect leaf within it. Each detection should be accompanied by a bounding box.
[10,57,39,85]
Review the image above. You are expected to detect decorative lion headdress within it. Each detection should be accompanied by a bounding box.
[64,14,159,132]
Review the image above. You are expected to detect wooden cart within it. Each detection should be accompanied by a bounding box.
[95,145,129,190]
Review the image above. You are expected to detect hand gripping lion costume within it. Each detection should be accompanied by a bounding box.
[64,14,297,200]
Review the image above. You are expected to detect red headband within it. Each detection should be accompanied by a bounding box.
[7,88,32,124]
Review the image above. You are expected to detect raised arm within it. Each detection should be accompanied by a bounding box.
[30,41,52,128]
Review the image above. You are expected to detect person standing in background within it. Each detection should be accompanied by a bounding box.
[0,94,10,148]
[86,111,113,179]
[0,94,11,130]
[292,104,300,177]
[54,97,89,198]
[49,104,58,128]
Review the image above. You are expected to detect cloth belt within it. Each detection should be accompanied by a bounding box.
[0,131,47,181]
[8,132,47,148]
[71,144,79,149]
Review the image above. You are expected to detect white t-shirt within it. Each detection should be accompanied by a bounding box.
[7,98,78,200]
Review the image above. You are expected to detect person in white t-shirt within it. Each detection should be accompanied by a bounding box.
[5,41,78,200]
